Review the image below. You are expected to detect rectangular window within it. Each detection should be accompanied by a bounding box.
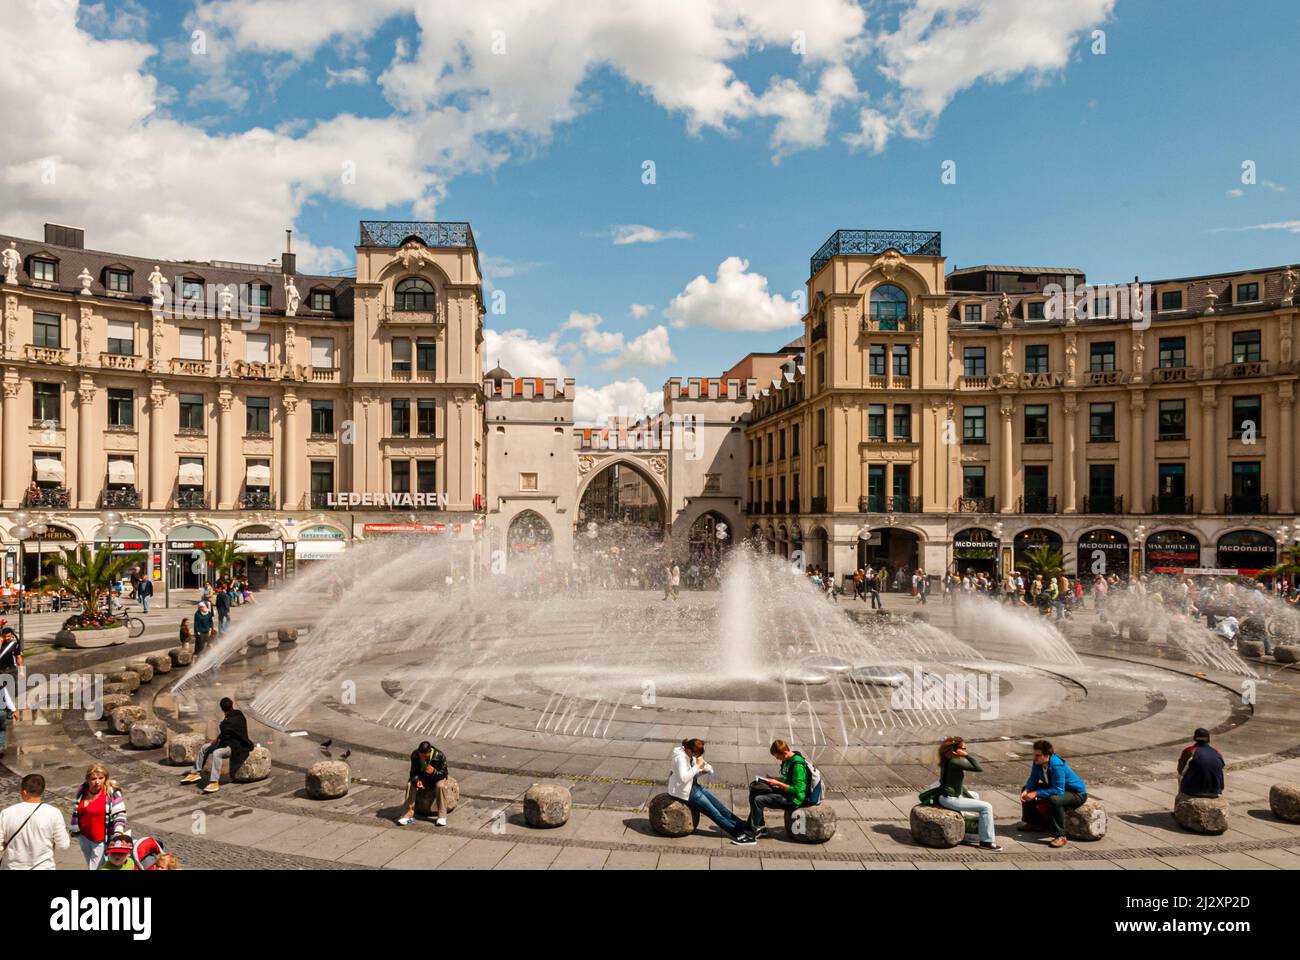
[778,429,786,459]
[962,466,986,498]
[893,404,912,440]
[1089,464,1116,498]
[867,404,886,440]
[519,471,537,492]
[179,327,205,360]
[311,290,333,311]
[816,353,825,387]
[246,458,270,490]
[1089,402,1115,441]
[416,339,436,372]
[252,284,270,308]
[1232,461,1262,497]
[1236,282,1259,303]
[1158,337,1186,368]
[246,396,270,434]
[963,303,983,324]
[391,398,410,436]
[1158,399,1186,440]
[1159,463,1187,497]
[310,337,335,369]
[893,464,911,499]
[1024,344,1048,373]
[1024,465,1049,499]
[417,399,436,436]
[1094,293,1112,319]
[868,344,885,376]
[1089,341,1116,372]
[106,318,134,355]
[1231,330,1261,363]
[891,344,910,377]
[1160,290,1183,312]
[417,460,438,493]
[179,393,204,431]
[245,333,270,364]
[30,259,56,282]
[816,409,825,445]
[32,382,60,423]
[181,279,204,302]
[1025,301,1045,321]
[107,455,133,488]
[33,312,61,349]
[391,460,410,493]
[179,457,204,492]
[1231,395,1261,438]
[392,337,412,373]
[107,388,133,428]
[311,399,335,436]
[766,433,773,462]
[310,460,333,495]
[963,405,986,442]
[1024,404,1050,442]
[963,346,986,377]
[792,424,800,456]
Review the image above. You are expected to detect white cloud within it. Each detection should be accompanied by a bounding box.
[610,224,693,245]
[325,65,370,87]
[1210,220,1300,235]
[574,378,663,426]
[600,324,675,371]
[482,327,567,377]
[665,256,802,331]
[629,303,654,319]
[1226,188,1244,199]
[561,311,624,354]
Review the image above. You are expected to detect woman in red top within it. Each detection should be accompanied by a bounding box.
[70,763,128,869]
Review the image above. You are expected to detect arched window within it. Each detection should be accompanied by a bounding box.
[870,284,909,325]
[394,277,435,312]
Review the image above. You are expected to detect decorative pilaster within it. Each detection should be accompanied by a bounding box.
[282,391,301,510]
[76,378,97,509]
[1200,387,1217,514]
[2,374,23,506]
[217,390,236,510]
[1128,390,1146,513]
[148,381,169,509]
[999,398,1015,513]
[1280,382,1295,514]
[1062,394,1078,513]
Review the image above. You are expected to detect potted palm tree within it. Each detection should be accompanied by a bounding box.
[200,540,241,579]
[45,544,146,648]
[1017,546,1066,580]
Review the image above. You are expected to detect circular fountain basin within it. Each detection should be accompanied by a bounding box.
[803,655,853,674]
[777,667,831,685]
[847,666,910,687]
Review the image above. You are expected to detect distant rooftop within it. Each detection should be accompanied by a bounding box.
[947,264,1085,276]
[358,220,476,251]
[810,229,941,277]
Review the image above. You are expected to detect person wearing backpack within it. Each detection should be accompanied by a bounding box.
[744,739,822,838]
[1176,728,1225,798]
[933,736,1001,850]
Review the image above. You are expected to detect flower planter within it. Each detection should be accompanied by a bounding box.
[52,625,129,649]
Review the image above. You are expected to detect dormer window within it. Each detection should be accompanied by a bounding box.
[963,302,983,324]
[181,278,204,301]
[1236,281,1259,304]
[1025,300,1046,321]
[310,289,333,311]
[105,268,131,293]
[251,283,270,307]
[30,258,56,283]
[395,277,435,311]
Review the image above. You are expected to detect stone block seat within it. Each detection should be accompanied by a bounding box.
[106,671,141,693]
[1236,640,1266,659]
[226,745,272,783]
[166,733,208,766]
[124,659,154,683]
[909,804,965,848]
[1269,783,1300,823]
[108,705,147,735]
[306,761,350,799]
[127,720,167,749]
[1064,798,1107,840]
[1174,793,1229,834]
[524,783,572,828]
[648,792,700,837]
[100,693,133,714]
[414,777,460,817]
[144,653,172,674]
[1273,645,1300,664]
[784,804,837,843]
[169,646,193,667]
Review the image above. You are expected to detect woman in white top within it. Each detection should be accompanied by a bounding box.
[668,738,755,845]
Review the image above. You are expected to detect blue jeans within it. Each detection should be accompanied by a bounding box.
[140,595,149,613]
[218,612,230,633]
[193,743,231,783]
[79,835,106,870]
[938,793,995,844]
[747,782,797,831]
[687,784,747,838]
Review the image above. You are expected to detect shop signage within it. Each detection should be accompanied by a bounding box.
[326,492,450,508]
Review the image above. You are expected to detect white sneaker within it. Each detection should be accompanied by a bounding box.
[435,817,447,826]
[397,817,413,826]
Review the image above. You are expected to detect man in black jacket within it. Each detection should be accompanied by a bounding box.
[397,741,451,826]
[181,697,254,794]
[213,585,231,633]
[1177,728,1225,798]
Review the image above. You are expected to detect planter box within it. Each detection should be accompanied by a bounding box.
[52,625,129,649]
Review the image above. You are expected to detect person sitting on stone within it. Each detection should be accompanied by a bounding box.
[1017,739,1087,848]
[397,740,452,826]
[1177,728,1225,798]
[667,738,754,844]
[935,735,1001,851]
[181,697,254,794]
[745,739,822,839]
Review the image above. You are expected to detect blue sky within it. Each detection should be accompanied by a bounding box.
[2,0,1296,421]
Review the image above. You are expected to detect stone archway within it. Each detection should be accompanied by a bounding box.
[575,459,666,586]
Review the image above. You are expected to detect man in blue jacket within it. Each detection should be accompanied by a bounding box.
[1018,739,1087,848]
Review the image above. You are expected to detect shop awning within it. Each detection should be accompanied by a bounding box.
[245,464,272,486]
[107,460,136,484]
[34,458,65,483]
[236,540,280,554]
[178,462,204,485]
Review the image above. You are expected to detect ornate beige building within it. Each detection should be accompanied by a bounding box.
[0,221,485,587]
[747,230,1299,582]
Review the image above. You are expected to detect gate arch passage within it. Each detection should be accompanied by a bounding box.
[1077,529,1130,581]
[507,510,554,557]
[687,511,732,583]
[575,459,666,584]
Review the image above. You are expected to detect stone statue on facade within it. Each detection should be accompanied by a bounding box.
[997,292,1013,328]
[79,308,93,361]
[1132,331,1145,378]
[1001,339,1014,373]
[1284,266,1297,306]
[148,265,166,303]
[2,243,19,285]
[1064,333,1078,381]
[150,319,165,371]
[284,324,295,370]
[284,276,300,317]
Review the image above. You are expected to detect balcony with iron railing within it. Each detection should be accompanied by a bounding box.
[809,229,941,277]
[957,496,995,513]
[102,487,140,508]
[1019,495,1058,514]
[25,487,71,508]
[786,498,800,515]
[1152,494,1194,514]
[859,494,922,513]
[240,489,274,510]
[175,489,207,509]
[1082,495,1123,514]
[1224,494,1270,515]
[809,496,828,513]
